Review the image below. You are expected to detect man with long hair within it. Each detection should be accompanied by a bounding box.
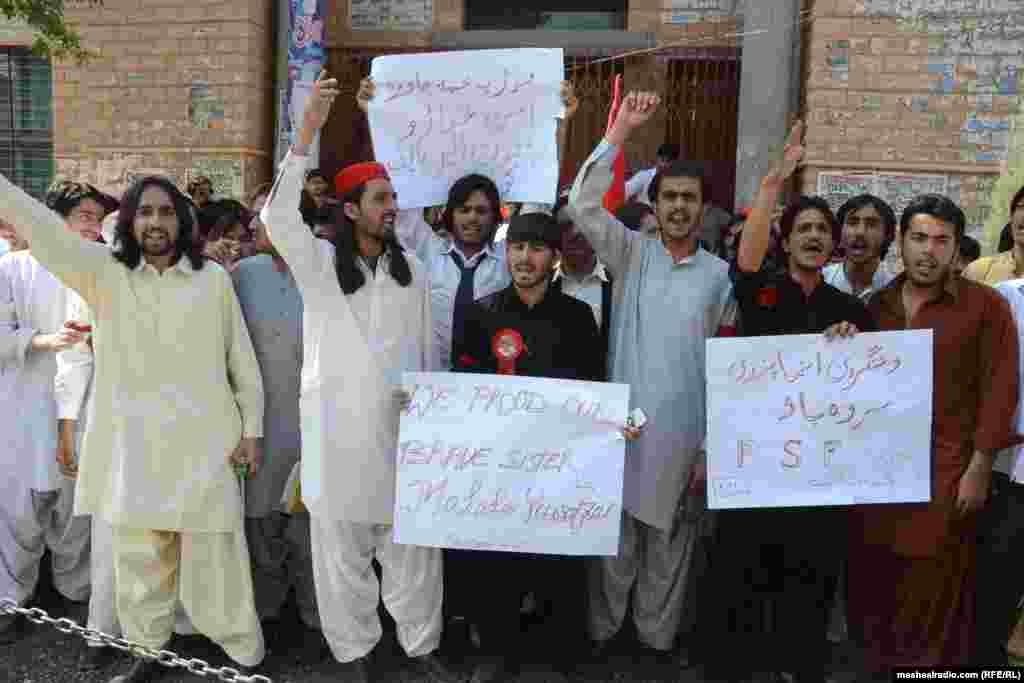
[0,172,267,683]
[261,71,455,683]
[356,77,579,370]
[0,180,115,645]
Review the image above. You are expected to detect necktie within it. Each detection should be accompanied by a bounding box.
[450,250,482,350]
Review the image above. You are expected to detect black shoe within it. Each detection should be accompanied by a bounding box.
[0,614,27,645]
[409,652,463,683]
[80,646,121,671]
[312,655,372,683]
[108,657,166,683]
[469,656,511,683]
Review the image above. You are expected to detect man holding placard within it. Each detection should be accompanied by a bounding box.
[447,210,619,682]
[567,92,735,664]
[701,124,876,683]
[847,195,1020,671]
[262,72,458,683]
[356,75,578,371]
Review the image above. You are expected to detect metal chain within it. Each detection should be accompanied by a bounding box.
[1,598,272,683]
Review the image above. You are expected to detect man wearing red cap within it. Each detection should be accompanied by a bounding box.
[261,72,456,683]
[356,78,579,372]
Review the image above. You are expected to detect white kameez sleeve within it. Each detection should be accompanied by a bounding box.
[261,151,334,292]
[54,291,94,420]
[0,260,36,366]
[0,174,107,306]
[395,209,439,266]
[221,268,264,438]
[567,140,640,277]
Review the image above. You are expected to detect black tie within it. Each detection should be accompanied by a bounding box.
[450,250,482,349]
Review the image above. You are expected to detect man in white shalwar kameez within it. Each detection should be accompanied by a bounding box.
[262,72,457,683]
[0,198,98,642]
[567,91,735,663]
[0,172,267,683]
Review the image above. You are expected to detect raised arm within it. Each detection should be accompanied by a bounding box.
[736,122,805,274]
[567,92,659,276]
[261,72,337,285]
[0,176,106,305]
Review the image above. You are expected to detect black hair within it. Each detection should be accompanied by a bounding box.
[648,160,708,205]
[1012,185,1024,215]
[836,193,898,260]
[186,175,214,197]
[247,182,273,210]
[656,143,681,162]
[999,223,1013,252]
[441,174,501,241]
[302,204,336,228]
[779,195,839,244]
[197,199,248,241]
[614,201,656,231]
[44,180,119,218]
[900,194,966,241]
[334,183,411,295]
[959,234,981,264]
[113,176,205,271]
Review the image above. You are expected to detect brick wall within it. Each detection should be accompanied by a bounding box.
[54,0,275,201]
[802,0,1024,257]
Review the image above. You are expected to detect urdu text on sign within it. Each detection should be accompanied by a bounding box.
[393,373,629,556]
[705,331,933,510]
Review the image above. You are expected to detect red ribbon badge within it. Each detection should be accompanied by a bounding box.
[491,328,526,375]
[756,286,778,308]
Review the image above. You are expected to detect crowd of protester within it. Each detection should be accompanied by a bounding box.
[2,66,1024,683]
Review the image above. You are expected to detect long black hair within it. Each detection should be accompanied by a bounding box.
[440,174,501,242]
[112,176,205,271]
[334,183,411,295]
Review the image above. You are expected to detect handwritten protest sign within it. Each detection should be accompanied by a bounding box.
[368,48,564,209]
[706,331,933,510]
[394,372,629,555]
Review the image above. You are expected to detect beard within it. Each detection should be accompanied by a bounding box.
[139,230,176,257]
[511,267,547,290]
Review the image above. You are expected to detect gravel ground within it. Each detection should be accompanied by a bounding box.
[0,564,863,683]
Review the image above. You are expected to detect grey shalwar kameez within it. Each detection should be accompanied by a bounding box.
[231,254,318,629]
[567,140,734,650]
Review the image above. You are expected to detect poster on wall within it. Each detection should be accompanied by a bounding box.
[351,0,433,31]
[662,0,733,25]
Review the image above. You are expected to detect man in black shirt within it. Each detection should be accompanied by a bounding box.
[454,212,604,382]
[449,212,607,683]
[701,123,874,683]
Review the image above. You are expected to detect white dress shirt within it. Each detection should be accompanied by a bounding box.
[994,278,1024,483]
[554,260,609,327]
[822,261,894,301]
[396,211,510,370]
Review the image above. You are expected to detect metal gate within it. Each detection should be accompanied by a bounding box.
[320,47,740,211]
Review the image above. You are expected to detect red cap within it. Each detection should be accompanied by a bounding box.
[334,162,390,196]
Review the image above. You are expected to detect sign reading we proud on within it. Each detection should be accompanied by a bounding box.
[706,331,933,510]
[394,373,629,556]
[366,48,564,209]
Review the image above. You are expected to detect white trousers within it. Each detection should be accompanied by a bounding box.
[0,481,91,608]
[86,519,195,647]
[588,511,699,650]
[310,517,443,663]
[113,527,264,667]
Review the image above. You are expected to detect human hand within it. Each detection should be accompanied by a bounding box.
[303,69,341,132]
[31,328,85,353]
[956,459,991,517]
[394,388,413,413]
[56,424,78,478]
[229,437,263,479]
[356,77,376,113]
[561,80,579,119]
[824,321,859,341]
[762,121,805,189]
